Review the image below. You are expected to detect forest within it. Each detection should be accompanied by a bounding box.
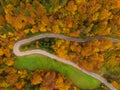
[0,0,120,90]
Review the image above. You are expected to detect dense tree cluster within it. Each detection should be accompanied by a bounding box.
[0,0,120,89]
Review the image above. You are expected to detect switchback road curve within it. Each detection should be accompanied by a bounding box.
[13,33,120,90]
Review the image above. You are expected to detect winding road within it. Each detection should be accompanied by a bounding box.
[13,33,120,90]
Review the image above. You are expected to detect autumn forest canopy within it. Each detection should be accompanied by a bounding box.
[0,0,120,90]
